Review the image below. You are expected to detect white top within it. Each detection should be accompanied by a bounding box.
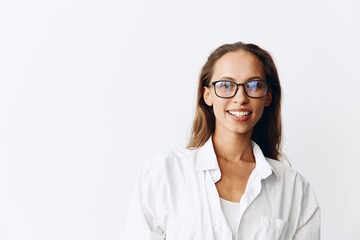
[120,137,320,240]
[220,198,240,240]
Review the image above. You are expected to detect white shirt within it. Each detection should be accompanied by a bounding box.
[120,138,320,240]
[220,198,240,240]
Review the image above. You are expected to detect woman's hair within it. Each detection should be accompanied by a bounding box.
[187,41,282,160]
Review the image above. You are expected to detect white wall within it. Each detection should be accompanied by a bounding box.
[1,0,359,239]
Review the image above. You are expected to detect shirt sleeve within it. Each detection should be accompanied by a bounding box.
[119,160,166,240]
[293,184,321,240]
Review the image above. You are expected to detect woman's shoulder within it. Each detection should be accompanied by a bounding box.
[266,157,311,185]
[140,147,200,175]
[265,158,319,205]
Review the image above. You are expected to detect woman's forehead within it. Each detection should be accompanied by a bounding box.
[212,50,265,80]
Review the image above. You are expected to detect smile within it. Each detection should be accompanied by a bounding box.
[227,110,251,117]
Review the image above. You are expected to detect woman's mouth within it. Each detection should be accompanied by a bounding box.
[227,110,252,122]
[227,110,251,117]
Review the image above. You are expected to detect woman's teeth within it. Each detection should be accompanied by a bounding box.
[228,110,251,117]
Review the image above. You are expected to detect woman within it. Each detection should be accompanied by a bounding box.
[120,42,320,239]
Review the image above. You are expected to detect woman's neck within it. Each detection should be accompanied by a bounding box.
[212,131,254,163]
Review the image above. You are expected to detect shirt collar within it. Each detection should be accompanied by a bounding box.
[251,141,280,181]
[195,136,279,181]
[195,137,219,171]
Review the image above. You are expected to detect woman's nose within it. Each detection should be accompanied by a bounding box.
[232,85,249,103]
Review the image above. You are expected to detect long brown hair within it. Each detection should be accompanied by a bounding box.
[187,42,282,160]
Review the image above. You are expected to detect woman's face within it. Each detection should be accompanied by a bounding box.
[203,50,272,138]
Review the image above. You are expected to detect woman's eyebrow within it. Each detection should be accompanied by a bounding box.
[219,75,264,81]
[218,76,236,81]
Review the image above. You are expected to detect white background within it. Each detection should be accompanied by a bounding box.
[1,0,359,239]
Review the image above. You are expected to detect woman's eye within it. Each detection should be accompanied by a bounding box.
[219,82,232,89]
[246,81,262,90]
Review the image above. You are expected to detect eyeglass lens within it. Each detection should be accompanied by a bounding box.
[214,80,267,98]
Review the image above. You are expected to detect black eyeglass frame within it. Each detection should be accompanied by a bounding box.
[208,80,271,99]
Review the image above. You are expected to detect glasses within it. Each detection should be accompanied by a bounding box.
[209,80,270,98]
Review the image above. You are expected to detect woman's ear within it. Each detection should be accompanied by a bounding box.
[264,90,272,107]
[203,87,213,106]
